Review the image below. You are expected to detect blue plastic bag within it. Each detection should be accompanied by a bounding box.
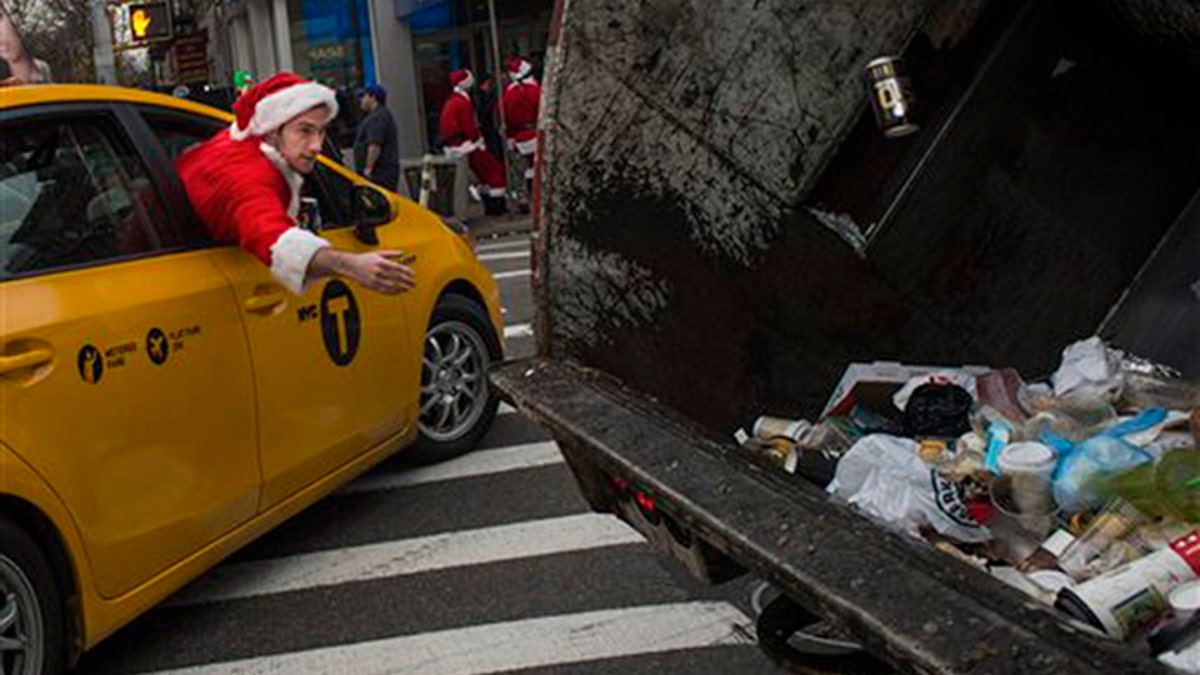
[1046,408,1165,512]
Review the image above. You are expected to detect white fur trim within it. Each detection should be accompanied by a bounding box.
[486,187,506,197]
[454,71,475,91]
[231,82,339,141]
[513,138,537,156]
[444,139,484,158]
[270,228,330,295]
[508,61,532,81]
[524,168,535,180]
[259,143,304,218]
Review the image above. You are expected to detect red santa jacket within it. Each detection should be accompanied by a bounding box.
[503,79,541,154]
[439,91,484,156]
[176,130,329,295]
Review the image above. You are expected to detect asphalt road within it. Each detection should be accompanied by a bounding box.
[72,232,782,675]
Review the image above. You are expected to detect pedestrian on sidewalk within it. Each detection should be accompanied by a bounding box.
[503,55,541,211]
[354,83,401,192]
[475,73,505,163]
[440,69,507,215]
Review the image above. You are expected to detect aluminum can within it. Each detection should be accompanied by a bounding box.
[864,56,918,138]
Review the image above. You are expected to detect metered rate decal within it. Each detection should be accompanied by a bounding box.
[75,324,203,384]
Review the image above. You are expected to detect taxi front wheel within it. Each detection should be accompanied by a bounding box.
[408,294,502,464]
[0,517,65,675]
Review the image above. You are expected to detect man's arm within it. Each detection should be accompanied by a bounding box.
[364,143,382,178]
[308,248,416,295]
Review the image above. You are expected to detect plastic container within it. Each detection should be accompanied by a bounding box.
[1056,530,1200,640]
[1171,581,1200,624]
[988,476,1059,561]
[1058,498,1149,580]
[1120,372,1200,412]
[998,442,1056,515]
[1103,449,1200,523]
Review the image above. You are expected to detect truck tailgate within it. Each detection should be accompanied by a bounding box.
[491,357,1168,675]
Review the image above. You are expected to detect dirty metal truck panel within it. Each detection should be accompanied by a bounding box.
[492,359,1167,674]
[535,0,1200,431]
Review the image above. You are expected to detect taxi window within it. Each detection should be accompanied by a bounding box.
[141,110,223,162]
[0,117,173,280]
[141,108,354,231]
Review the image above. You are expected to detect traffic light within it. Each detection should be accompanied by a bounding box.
[129,2,171,43]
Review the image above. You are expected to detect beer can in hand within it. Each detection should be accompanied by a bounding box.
[865,56,919,138]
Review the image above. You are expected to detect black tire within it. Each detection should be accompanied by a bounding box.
[406,294,502,464]
[0,517,66,675]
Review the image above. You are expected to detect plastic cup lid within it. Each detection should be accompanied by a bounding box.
[1000,442,1056,469]
[1170,581,1200,612]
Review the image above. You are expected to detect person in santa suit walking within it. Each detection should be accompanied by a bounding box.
[439,68,507,215]
[502,55,541,208]
[177,72,415,296]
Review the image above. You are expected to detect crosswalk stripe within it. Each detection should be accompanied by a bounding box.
[167,514,645,607]
[475,237,530,253]
[147,602,753,675]
[342,441,562,494]
[493,269,531,280]
[476,250,530,262]
[503,323,533,339]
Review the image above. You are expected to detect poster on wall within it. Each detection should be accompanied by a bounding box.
[0,0,52,84]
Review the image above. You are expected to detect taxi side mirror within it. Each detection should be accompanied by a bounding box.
[350,184,392,245]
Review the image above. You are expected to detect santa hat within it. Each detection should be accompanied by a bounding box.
[506,56,532,81]
[450,69,475,90]
[231,72,339,141]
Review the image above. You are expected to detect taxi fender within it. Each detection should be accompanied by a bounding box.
[0,441,98,651]
[419,256,504,346]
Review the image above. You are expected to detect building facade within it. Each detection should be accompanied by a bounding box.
[219,0,553,159]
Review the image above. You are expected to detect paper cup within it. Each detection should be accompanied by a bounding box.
[999,442,1057,515]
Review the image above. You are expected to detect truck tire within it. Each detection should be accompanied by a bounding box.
[407,294,502,464]
[0,516,65,675]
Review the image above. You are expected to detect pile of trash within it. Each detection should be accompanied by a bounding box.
[738,337,1200,670]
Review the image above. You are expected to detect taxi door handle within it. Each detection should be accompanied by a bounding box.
[0,348,53,374]
[243,292,287,313]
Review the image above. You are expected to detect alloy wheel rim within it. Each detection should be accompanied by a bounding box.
[0,556,43,675]
[419,320,490,443]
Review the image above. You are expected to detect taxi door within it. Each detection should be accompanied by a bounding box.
[204,162,411,509]
[0,107,260,599]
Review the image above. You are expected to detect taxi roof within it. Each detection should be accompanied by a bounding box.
[0,84,232,122]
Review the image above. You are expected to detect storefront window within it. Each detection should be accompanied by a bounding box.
[286,0,376,148]
[408,0,553,150]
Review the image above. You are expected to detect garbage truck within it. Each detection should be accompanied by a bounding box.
[491,0,1200,672]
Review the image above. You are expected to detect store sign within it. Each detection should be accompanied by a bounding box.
[174,30,209,85]
[309,43,348,65]
[130,2,172,43]
[395,0,446,20]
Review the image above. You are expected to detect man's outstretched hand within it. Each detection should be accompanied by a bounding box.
[311,248,416,295]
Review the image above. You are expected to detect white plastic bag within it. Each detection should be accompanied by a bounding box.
[1051,336,1123,399]
[827,434,992,543]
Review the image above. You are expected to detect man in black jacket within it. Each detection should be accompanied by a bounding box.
[353,84,400,191]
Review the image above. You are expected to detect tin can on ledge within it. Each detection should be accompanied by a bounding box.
[865,56,919,138]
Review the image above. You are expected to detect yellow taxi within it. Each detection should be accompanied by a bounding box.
[0,85,505,674]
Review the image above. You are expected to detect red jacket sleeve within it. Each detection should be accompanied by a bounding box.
[226,180,295,267]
